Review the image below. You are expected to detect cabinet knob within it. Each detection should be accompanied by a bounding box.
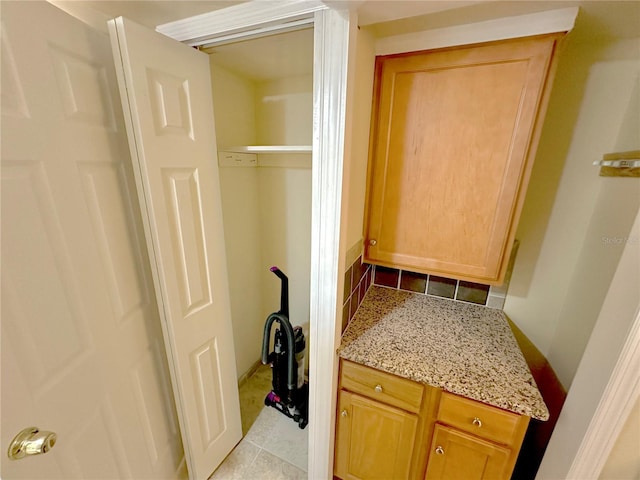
[341,410,348,418]
[435,446,444,455]
[472,417,482,428]
[374,384,383,393]
[369,239,377,246]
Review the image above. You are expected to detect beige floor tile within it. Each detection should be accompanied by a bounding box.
[209,439,260,479]
[240,364,273,435]
[245,407,308,471]
[242,449,307,480]
[212,361,307,479]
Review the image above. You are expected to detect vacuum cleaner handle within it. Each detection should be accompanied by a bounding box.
[261,313,297,391]
[270,266,289,318]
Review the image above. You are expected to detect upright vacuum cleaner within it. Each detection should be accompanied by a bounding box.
[261,266,309,429]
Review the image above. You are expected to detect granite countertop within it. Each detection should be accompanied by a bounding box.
[338,286,549,421]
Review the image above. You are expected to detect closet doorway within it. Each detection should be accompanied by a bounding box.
[206,27,313,475]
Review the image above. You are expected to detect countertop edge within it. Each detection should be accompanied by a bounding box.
[337,286,550,421]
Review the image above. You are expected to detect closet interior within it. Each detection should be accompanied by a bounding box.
[205,27,314,430]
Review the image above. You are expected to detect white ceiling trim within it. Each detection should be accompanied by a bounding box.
[156,0,327,46]
[199,17,313,48]
[375,7,579,56]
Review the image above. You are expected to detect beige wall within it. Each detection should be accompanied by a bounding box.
[257,167,312,330]
[537,208,640,479]
[504,32,640,388]
[254,74,312,340]
[210,63,264,379]
[211,62,313,378]
[342,28,376,257]
[255,75,312,146]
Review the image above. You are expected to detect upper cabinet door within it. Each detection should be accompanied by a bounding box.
[364,35,561,284]
[108,17,241,480]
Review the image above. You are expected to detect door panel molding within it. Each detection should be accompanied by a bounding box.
[1,4,183,479]
[108,16,241,479]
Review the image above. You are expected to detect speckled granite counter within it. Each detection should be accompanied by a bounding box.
[338,286,549,421]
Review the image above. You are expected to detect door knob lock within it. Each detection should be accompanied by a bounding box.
[8,427,57,460]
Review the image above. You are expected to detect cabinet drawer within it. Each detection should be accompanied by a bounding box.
[340,360,423,413]
[437,392,521,445]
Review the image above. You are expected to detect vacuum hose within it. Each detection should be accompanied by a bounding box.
[261,313,297,391]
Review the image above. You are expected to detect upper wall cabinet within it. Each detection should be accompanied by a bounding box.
[363,34,562,285]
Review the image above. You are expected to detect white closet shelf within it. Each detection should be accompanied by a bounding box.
[221,145,312,154]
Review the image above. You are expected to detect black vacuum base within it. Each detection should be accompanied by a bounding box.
[264,383,309,429]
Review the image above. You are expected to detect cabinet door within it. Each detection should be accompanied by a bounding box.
[425,424,511,480]
[335,390,418,480]
[364,35,559,284]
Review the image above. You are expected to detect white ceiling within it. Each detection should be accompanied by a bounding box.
[82,0,640,40]
[80,0,639,83]
[79,0,243,29]
[204,28,314,82]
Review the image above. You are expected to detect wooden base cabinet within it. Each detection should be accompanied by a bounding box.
[423,392,530,480]
[334,361,531,480]
[335,390,418,480]
[424,425,512,480]
[334,360,438,480]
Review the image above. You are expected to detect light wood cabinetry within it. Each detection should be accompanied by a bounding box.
[425,392,530,479]
[425,424,512,480]
[436,392,527,445]
[335,360,439,480]
[335,390,419,479]
[334,361,530,480]
[340,358,424,413]
[363,34,562,284]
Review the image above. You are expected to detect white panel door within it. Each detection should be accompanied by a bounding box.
[108,17,242,480]
[1,2,184,479]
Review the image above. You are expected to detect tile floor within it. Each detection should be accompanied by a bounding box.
[210,364,308,479]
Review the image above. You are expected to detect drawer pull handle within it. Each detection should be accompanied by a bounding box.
[374,384,383,393]
[341,410,348,418]
[435,446,444,455]
[472,417,482,428]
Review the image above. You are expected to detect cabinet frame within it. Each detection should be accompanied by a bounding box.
[335,360,441,480]
[335,360,531,480]
[335,390,419,480]
[363,34,564,285]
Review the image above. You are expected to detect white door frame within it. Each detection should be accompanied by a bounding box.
[158,2,353,478]
[567,308,640,479]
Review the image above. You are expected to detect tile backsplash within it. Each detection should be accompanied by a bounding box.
[374,265,494,306]
[341,241,519,330]
[342,255,372,332]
